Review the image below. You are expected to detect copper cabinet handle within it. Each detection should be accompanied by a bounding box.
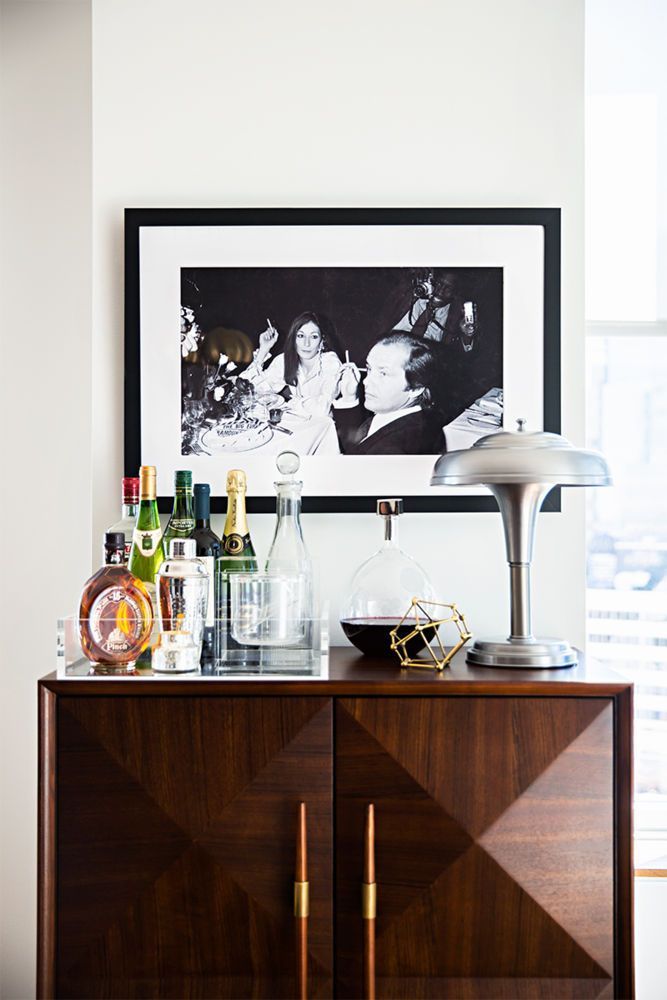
[294,801,309,1000]
[363,803,376,1000]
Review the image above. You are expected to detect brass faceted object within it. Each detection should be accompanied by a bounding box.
[390,599,472,671]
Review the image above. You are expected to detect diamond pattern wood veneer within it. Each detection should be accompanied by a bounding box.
[335,698,614,999]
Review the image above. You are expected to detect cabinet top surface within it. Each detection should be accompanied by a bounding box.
[41,646,632,696]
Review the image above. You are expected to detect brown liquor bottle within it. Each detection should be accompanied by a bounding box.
[78,532,154,672]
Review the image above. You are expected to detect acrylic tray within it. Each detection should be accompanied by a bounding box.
[56,608,329,680]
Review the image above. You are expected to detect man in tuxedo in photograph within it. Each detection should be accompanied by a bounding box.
[333,332,445,455]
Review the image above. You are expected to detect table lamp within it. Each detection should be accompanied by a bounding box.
[430,419,611,668]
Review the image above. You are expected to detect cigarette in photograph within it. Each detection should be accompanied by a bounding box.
[345,350,350,363]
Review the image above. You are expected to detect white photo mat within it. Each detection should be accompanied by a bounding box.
[131,218,550,506]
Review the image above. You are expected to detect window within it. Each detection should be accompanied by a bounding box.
[586,0,667,869]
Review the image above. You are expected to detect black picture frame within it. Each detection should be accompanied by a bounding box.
[125,207,561,514]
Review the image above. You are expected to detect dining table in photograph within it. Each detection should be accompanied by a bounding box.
[190,410,341,457]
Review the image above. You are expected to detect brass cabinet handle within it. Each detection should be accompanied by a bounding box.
[295,802,309,999]
[363,803,376,1000]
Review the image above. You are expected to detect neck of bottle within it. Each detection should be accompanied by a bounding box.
[122,502,138,520]
[172,489,194,519]
[194,491,211,529]
[383,514,399,547]
[224,490,248,536]
[136,493,160,529]
[105,548,124,566]
[276,483,303,528]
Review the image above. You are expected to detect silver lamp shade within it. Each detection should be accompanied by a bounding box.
[430,419,612,668]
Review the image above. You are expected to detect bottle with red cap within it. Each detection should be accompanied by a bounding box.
[107,476,140,564]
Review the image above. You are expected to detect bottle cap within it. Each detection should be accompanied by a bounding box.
[104,531,126,551]
[122,477,140,503]
[169,538,196,559]
[175,470,193,489]
[377,498,403,517]
[194,483,210,518]
[226,469,247,493]
[139,465,157,499]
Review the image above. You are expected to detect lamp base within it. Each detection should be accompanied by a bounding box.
[466,637,578,669]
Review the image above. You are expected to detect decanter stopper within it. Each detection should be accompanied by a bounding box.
[276,450,300,480]
[377,498,403,516]
[378,498,403,540]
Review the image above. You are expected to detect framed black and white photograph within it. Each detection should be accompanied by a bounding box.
[125,208,560,512]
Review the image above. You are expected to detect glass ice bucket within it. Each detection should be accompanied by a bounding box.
[230,573,309,646]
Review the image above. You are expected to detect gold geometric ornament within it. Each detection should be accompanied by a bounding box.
[389,598,472,671]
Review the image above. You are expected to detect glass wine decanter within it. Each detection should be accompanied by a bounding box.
[340,499,436,658]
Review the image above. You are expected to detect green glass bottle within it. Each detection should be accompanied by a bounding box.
[128,465,166,591]
[163,470,195,551]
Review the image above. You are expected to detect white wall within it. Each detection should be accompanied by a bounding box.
[0,0,586,995]
[92,0,587,649]
[0,2,92,997]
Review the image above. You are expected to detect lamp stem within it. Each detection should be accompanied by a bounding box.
[509,563,532,639]
[489,482,553,647]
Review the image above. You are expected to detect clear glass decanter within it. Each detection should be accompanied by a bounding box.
[340,498,436,658]
[265,451,314,625]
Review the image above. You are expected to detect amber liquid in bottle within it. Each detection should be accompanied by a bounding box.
[79,532,154,672]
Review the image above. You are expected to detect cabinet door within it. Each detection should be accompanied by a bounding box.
[336,697,614,1000]
[56,695,332,999]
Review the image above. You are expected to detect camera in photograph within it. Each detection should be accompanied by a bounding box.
[412,269,434,299]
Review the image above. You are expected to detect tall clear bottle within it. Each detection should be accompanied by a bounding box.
[340,498,435,658]
[128,465,166,596]
[106,476,139,563]
[265,451,313,625]
[163,470,195,551]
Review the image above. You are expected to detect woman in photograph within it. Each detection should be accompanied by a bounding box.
[243,310,343,416]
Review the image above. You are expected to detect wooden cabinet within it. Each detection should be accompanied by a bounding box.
[39,649,634,999]
[49,696,333,999]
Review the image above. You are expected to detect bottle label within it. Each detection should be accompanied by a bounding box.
[169,518,194,532]
[89,588,145,653]
[132,527,162,557]
[223,495,249,541]
[223,533,247,556]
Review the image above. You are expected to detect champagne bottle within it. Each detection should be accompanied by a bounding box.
[220,470,257,569]
[215,469,258,659]
[163,470,195,551]
[128,465,166,590]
